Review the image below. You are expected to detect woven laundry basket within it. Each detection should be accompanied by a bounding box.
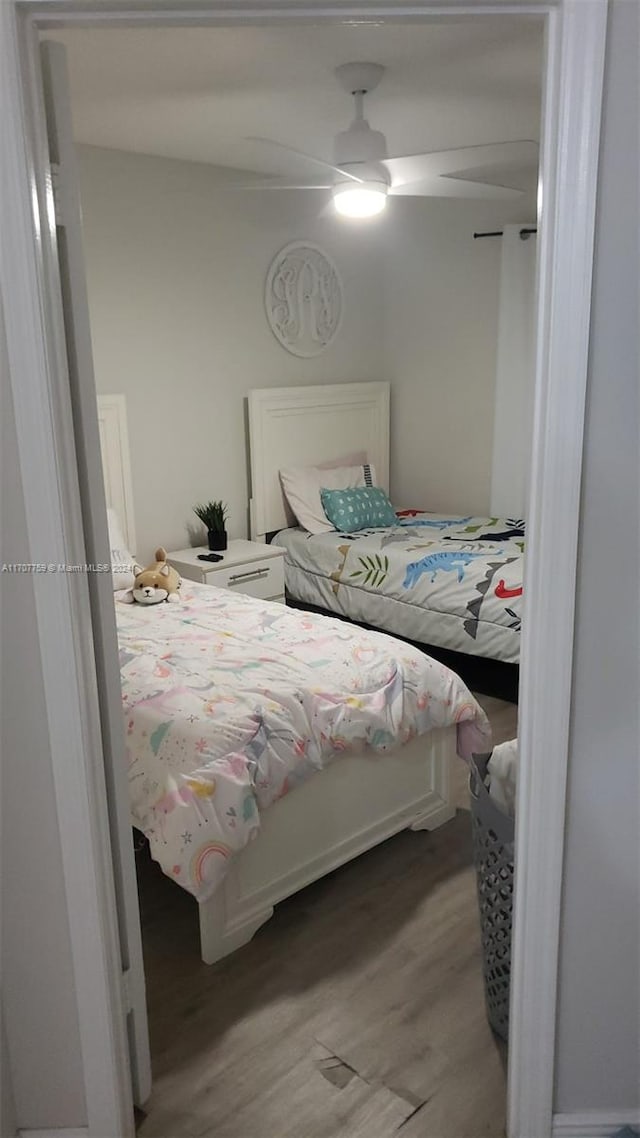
[469,753,515,1043]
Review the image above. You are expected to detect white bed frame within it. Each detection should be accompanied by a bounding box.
[98,393,137,554]
[200,729,455,963]
[100,389,455,965]
[248,381,390,540]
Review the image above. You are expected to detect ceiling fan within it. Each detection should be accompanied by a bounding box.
[241,62,538,218]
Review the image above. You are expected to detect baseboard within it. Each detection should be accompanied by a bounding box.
[552,1110,640,1137]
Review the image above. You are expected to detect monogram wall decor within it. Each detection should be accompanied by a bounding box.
[265,241,344,357]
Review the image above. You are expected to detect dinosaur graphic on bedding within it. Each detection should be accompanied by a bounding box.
[403,549,487,587]
[273,512,524,665]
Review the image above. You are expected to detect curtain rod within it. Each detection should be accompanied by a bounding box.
[473,226,537,240]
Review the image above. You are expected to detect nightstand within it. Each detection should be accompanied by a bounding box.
[166,539,285,603]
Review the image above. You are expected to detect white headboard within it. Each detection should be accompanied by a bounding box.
[97,393,137,554]
[248,382,390,539]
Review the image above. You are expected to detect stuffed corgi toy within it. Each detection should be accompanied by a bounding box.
[123,547,181,604]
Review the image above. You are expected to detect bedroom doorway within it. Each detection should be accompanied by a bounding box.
[2,2,607,1137]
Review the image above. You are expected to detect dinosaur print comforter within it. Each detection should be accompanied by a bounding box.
[116,581,490,902]
[273,512,524,664]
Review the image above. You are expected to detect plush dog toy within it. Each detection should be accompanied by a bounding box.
[123,547,181,605]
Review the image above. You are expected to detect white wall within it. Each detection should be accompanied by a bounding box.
[0,307,87,1131]
[382,195,531,515]
[78,147,529,552]
[554,0,639,1118]
[78,146,386,564]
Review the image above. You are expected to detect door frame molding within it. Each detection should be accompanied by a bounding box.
[1,6,138,1138]
[1,2,607,1136]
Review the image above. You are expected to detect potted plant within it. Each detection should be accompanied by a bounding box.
[193,499,229,552]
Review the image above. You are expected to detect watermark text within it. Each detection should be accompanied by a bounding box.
[2,563,111,574]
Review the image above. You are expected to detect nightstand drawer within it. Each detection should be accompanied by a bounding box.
[167,541,286,600]
[213,557,284,600]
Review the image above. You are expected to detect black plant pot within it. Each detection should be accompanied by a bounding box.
[207,529,228,552]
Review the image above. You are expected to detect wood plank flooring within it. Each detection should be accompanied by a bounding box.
[136,695,517,1138]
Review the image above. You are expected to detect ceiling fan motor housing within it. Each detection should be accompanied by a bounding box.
[334,121,388,167]
[334,61,385,96]
[333,62,388,184]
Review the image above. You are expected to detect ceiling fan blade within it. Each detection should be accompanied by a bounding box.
[389,177,523,201]
[385,141,538,191]
[246,137,364,184]
[225,183,332,190]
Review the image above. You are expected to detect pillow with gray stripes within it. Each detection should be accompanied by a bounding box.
[279,461,376,535]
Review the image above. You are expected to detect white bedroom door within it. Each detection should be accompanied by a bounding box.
[38,39,151,1107]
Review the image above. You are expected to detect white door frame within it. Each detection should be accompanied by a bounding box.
[1,2,607,1137]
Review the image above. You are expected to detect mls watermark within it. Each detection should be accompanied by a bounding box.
[2,563,111,573]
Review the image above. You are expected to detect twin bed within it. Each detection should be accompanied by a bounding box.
[249,382,522,699]
[272,514,523,666]
[118,584,489,963]
[101,382,520,965]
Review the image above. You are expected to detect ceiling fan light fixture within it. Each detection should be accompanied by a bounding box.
[333,180,388,218]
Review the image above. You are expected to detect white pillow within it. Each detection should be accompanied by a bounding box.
[278,452,369,529]
[106,507,136,591]
[279,462,377,535]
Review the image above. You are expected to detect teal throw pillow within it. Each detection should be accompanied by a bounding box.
[320,486,397,533]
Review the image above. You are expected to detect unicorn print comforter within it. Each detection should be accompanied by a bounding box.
[117,582,489,902]
[273,513,525,664]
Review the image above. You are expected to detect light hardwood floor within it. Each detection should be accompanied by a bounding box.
[136,695,517,1138]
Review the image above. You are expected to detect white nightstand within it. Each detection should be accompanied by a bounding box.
[166,539,286,603]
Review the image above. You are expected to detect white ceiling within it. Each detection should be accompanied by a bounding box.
[49,19,543,186]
